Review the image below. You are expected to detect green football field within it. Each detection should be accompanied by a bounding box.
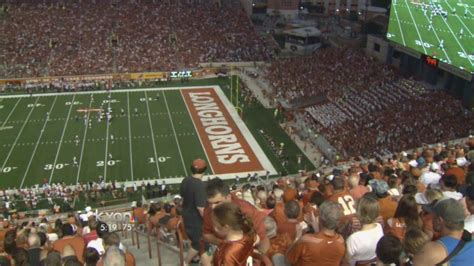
[387,0,474,73]
[0,81,313,190]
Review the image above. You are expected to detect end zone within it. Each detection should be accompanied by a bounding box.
[181,86,277,181]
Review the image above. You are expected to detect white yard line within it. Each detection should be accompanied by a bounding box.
[1,98,21,127]
[144,91,161,178]
[179,90,215,174]
[20,96,58,188]
[75,96,94,185]
[392,3,407,46]
[48,94,76,184]
[0,97,40,170]
[103,93,112,181]
[126,92,135,181]
[420,13,452,63]
[439,15,474,66]
[404,0,428,54]
[162,91,188,176]
[445,1,473,36]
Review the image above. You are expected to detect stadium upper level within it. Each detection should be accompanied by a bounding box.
[1,0,271,78]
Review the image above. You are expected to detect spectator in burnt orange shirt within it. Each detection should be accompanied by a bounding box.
[415,188,444,240]
[302,178,319,205]
[369,179,397,223]
[202,178,269,260]
[147,203,166,235]
[212,202,256,266]
[328,177,356,217]
[132,201,146,225]
[52,224,85,264]
[445,154,466,185]
[276,200,300,241]
[349,174,369,201]
[287,201,346,266]
[386,195,422,241]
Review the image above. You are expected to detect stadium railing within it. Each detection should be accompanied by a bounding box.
[131,217,185,266]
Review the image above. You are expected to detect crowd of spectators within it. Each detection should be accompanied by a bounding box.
[1,140,473,265]
[1,0,270,78]
[303,78,474,158]
[266,46,473,159]
[171,139,474,265]
[0,210,136,265]
[266,47,396,104]
[0,178,169,215]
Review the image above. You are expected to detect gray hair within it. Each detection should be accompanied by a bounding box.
[103,246,125,266]
[319,201,343,230]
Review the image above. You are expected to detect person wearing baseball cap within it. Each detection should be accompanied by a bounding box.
[369,179,397,222]
[414,198,473,265]
[179,158,208,264]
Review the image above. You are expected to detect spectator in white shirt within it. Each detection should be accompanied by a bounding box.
[420,163,442,187]
[346,195,384,266]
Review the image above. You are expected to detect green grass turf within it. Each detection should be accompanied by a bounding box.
[0,77,314,192]
[387,0,474,73]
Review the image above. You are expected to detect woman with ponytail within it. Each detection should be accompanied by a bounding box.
[212,202,258,266]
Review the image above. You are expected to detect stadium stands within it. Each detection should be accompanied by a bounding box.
[1,1,270,78]
[2,1,474,265]
[266,48,474,159]
[304,78,474,158]
[266,47,396,106]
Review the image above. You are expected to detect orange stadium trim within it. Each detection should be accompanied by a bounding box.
[181,88,264,175]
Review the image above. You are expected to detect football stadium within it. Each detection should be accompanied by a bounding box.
[0,0,474,265]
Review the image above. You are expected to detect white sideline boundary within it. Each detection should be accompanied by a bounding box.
[0,86,278,187]
[1,86,239,98]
